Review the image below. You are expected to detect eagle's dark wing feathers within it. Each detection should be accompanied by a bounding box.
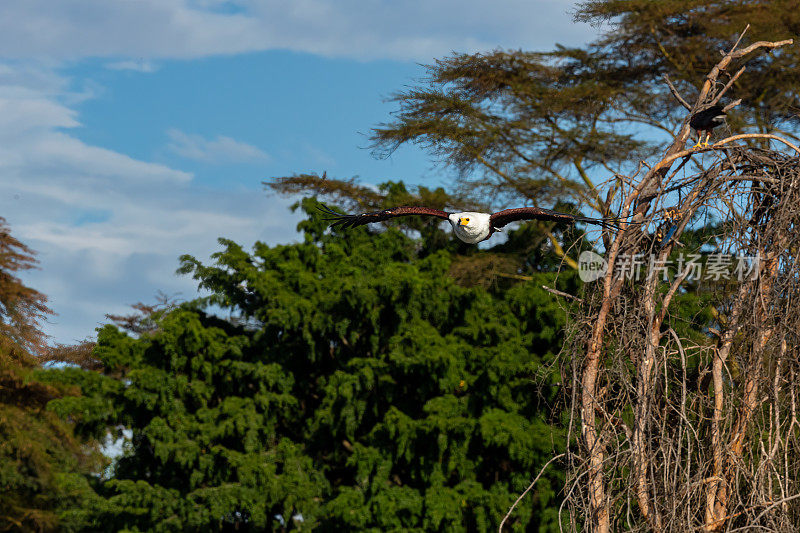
[490,207,618,230]
[319,203,450,229]
[689,104,726,131]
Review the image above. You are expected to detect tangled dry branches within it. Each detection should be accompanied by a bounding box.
[559,28,800,532]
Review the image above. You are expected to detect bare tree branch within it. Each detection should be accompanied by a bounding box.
[499,453,566,532]
[663,74,692,110]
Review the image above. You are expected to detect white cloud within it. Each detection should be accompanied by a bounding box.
[0,63,300,344]
[0,0,592,63]
[0,0,601,345]
[0,75,192,183]
[0,98,78,134]
[106,59,158,73]
[166,128,269,163]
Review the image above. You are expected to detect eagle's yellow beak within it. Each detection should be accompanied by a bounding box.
[458,217,470,226]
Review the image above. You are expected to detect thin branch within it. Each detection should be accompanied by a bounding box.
[545,229,579,270]
[729,38,793,59]
[541,285,584,304]
[649,134,800,175]
[663,75,692,110]
[657,263,693,325]
[722,99,742,113]
[715,133,800,154]
[574,159,607,214]
[499,453,566,532]
[709,66,746,106]
[716,492,800,532]
[729,24,750,54]
[493,272,533,282]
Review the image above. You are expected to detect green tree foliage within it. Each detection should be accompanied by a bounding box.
[0,217,100,532]
[51,199,577,531]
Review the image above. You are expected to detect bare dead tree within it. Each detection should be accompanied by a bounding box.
[551,28,800,532]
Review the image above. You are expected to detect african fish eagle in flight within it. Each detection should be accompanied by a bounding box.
[690,104,727,148]
[319,204,617,244]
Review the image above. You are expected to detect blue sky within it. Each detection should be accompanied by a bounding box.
[0,0,598,344]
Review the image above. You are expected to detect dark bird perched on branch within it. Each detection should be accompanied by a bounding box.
[319,203,618,244]
[690,104,727,148]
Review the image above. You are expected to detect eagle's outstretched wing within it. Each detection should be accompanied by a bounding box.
[490,207,618,230]
[319,203,450,229]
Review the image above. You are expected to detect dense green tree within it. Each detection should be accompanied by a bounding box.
[52,309,326,532]
[51,199,579,531]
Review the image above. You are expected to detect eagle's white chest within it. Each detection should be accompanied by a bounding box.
[448,212,492,244]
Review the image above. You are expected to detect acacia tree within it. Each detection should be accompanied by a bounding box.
[271,1,799,268]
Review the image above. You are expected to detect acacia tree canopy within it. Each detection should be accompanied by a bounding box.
[271,1,799,225]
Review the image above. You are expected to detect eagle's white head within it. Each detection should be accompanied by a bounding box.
[448,212,492,244]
